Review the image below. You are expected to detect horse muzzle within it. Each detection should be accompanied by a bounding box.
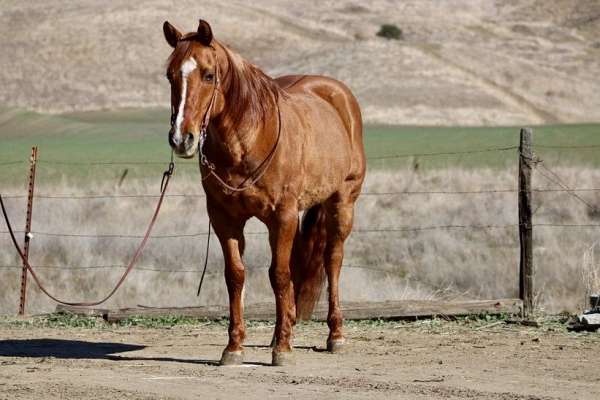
[169,131,198,158]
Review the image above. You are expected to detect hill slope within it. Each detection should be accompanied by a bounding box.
[0,0,599,125]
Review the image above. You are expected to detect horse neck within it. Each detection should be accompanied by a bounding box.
[208,45,279,167]
[209,111,264,166]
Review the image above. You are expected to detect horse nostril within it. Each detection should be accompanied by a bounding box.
[169,133,181,147]
[185,133,195,145]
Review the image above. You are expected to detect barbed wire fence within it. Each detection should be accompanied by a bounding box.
[1,130,600,315]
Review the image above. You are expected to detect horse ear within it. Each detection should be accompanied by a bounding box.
[163,21,182,48]
[197,19,213,46]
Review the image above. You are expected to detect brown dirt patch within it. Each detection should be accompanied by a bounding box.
[1,320,598,399]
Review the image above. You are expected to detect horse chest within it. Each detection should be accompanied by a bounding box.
[205,185,276,218]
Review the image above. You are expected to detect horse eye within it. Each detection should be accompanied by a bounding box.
[204,73,214,82]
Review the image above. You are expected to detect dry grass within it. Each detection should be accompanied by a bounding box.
[2,164,600,315]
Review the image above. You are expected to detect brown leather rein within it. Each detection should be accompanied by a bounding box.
[0,162,175,307]
[196,50,282,194]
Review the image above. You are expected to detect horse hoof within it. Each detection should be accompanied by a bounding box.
[272,351,295,366]
[220,350,244,366]
[327,338,345,353]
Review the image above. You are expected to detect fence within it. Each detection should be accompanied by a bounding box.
[1,128,600,317]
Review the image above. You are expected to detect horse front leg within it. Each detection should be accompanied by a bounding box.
[208,202,247,366]
[267,206,298,366]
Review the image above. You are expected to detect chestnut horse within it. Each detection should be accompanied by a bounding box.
[163,19,365,366]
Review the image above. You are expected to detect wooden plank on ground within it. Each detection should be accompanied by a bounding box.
[311,298,522,321]
[56,299,522,323]
[55,304,109,317]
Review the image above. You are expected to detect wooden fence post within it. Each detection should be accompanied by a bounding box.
[518,129,533,317]
[18,146,38,315]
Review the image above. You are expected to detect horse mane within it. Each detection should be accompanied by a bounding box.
[220,44,284,130]
[166,37,284,131]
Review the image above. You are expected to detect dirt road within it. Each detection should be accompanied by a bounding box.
[0,318,599,399]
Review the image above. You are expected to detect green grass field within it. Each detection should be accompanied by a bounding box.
[1,107,599,185]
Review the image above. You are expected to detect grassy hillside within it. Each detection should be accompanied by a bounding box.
[1,1,600,126]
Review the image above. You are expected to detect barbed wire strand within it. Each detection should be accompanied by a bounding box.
[0,263,395,274]
[535,163,600,213]
[5,187,600,201]
[0,145,518,168]
[366,145,518,160]
[36,160,196,166]
[0,224,517,239]
[0,161,27,166]
[6,143,600,169]
[534,144,600,149]
[534,223,600,228]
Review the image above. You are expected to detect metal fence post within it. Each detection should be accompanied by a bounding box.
[18,146,38,315]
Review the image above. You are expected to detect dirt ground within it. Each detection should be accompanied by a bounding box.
[0,319,599,400]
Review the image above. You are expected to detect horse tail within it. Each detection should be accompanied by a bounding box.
[291,204,328,320]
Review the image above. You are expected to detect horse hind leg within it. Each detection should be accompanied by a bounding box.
[323,194,355,353]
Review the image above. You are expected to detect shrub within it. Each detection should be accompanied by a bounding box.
[377,24,403,40]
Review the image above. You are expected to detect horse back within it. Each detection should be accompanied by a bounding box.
[276,74,366,182]
[276,75,366,208]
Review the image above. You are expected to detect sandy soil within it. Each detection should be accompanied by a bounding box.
[1,320,599,399]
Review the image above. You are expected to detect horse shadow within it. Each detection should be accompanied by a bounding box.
[0,339,269,367]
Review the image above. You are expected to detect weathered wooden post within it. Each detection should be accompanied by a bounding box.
[518,129,533,317]
[18,146,38,315]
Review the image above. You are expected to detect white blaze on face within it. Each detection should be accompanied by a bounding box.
[174,57,198,141]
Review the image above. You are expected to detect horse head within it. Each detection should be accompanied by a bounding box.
[163,19,224,158]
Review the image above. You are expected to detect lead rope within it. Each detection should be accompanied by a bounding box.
[0,160,175,307]
[196,222,211,297]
